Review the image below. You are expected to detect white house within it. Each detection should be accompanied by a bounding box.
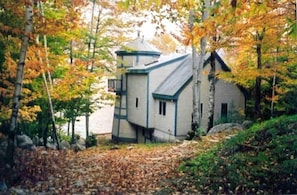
[110,36,246,143]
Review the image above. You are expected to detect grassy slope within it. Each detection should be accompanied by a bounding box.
[179,115,297,194]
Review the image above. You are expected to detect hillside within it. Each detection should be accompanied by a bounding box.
[174,115,297,194]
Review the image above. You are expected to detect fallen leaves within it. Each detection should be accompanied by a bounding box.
[11,133,231,194]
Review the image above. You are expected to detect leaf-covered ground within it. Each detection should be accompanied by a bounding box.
[9,133,231,194]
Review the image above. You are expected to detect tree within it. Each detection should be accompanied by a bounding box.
[83,0,131,138]
[5,0,33,182]
[150,33,178,54]
[210,0,295,120]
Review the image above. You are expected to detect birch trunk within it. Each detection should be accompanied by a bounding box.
[36,32,60,149]
[191,0,210,131]
[6,0,34,168]
[190,9,200,131]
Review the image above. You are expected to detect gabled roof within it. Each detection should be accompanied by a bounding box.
[152,51,231,100]
[152,55,193,100]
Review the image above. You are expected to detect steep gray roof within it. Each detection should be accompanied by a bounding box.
[152,55,193,100]
[152,51,245,101]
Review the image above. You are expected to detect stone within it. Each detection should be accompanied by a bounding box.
[71,143,86,152]
[242,120,253,130]
[46,143,57,150]
[16,134,34,150]
[0,180,7,192]
[60,140,70,150]
[207,123,243,135]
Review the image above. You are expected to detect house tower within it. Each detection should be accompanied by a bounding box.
[112,34,161,142]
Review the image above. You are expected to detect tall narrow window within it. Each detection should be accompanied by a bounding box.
[136,97,138,108]
[159,101,166,116]
[221,103,228,122]
[200,103,203,117]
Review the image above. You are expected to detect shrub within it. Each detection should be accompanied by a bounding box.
[85,134,97,148]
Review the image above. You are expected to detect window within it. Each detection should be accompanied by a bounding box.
[200,103,203,117]
[159,101,166,116]
[136,97,139,108]
[221,103,228,122]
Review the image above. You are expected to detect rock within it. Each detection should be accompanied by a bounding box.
[0,180,7,192]
[242,120,253,130]
[32,135,40,146]
[0,138,7,159]
[60,140,70,150]
[16,134,34,150]
[110,145,120,150]
[77,138,85,146]
[74,179,84,187]
[8,187,24,194]
[46,143,57,150]
[207,123,243,135]
[71,143,86,152]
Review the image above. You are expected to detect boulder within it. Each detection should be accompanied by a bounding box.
[207,123,243,135]
[0,180,7,192]
[46,143,57,150]
[71,143,86,152]
[60,140,70,150]
[16,134,35,150]
[0,138,7,159]
[242,120,253,130]
[71,138,86,152]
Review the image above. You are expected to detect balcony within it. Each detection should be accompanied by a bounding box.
[108,79,122,93]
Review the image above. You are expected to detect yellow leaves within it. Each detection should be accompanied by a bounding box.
[150,33,177,54]
[19,105,41,121]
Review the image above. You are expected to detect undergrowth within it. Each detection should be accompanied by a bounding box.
[180,115,297,194]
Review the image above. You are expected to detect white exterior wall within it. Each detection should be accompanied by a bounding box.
[214,80,245,121]
[148,61,182,128]
[176,83,192,136]
[200,58,245,129]
[153,100,175,135]
[127,74,147,127]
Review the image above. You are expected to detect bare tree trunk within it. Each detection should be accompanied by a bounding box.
[254,29,265,120]
[38,1,53,89]
[71,117,76,144]
[5,0,33,168]
[36,30,60,149]
[207,52,216,132]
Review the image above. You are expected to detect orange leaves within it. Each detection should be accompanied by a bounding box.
[51,61,97,101]
[11,133,231,194]
[18,105,41,121]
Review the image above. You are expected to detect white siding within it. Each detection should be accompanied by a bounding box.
[127,74,147,126]
[148,61,181,128]
[200,58,245,129]
[154,100,175,134]
[176,84,192,136]
[214,80,245,121]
